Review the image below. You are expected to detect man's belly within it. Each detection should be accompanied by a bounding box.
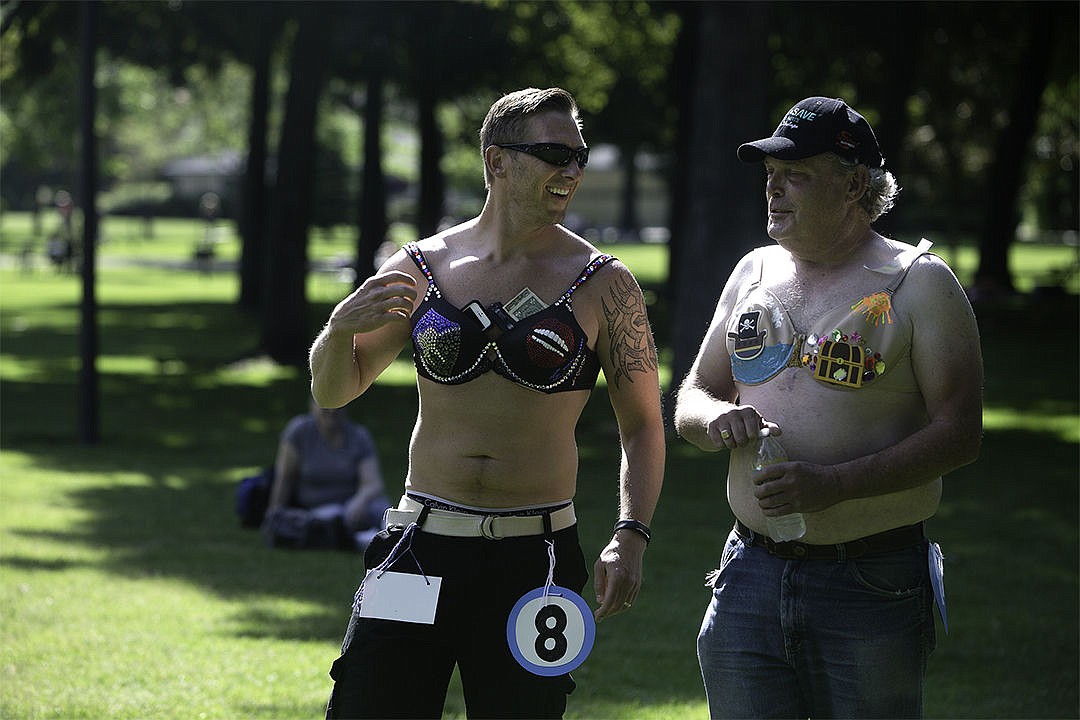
[406,450,579,509]
[729,471,941,544]
[403,377,587,508]
[730,369,939,543]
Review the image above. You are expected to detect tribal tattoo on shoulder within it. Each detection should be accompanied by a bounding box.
[601,272,658,390]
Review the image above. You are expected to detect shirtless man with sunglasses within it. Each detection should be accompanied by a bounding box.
[312,87,664,719]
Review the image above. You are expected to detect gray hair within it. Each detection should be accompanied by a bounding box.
[832,154,900,222]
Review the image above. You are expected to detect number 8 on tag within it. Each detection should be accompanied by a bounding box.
[507,586,596,676]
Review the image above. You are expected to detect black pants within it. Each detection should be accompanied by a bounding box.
[326,524,589,719]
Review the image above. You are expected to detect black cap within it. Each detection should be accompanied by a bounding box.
[738,97,883,168]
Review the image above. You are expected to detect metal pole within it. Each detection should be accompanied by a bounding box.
[78,0,99,445]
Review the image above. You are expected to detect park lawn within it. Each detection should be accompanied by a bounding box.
[1,215,1078,718]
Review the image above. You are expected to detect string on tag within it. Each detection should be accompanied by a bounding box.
[353,522,430,614]
[541,539,557,605]
[375,523,429,583]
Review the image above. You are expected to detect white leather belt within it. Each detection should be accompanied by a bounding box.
[384,495,576,540]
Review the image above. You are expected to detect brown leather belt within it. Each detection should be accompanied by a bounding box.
[734,519,925,561]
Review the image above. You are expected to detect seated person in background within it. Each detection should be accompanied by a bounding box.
[265,397,391,551]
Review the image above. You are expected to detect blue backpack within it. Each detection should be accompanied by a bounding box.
[235,466,272,528]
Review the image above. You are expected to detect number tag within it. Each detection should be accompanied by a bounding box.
[506,586,596,676]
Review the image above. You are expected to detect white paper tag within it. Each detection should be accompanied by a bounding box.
[358,570,442,625]
[928,542,948,634]
[506,586,595,676]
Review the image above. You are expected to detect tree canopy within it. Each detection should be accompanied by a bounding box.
[2,0,1076,374]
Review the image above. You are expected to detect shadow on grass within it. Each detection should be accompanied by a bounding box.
[922,426,1078,717]
[2,298,413,639]
[922,295,1078,717]
[2,292,1078,715]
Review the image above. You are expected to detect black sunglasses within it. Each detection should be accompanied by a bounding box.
[495,143,590,169]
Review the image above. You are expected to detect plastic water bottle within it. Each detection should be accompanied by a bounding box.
[754,427,806,542]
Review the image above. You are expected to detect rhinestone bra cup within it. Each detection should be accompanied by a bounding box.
[405,243,614,394]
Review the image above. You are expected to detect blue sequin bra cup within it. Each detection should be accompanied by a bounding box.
[727,239,933,391]
[405,242,615,394]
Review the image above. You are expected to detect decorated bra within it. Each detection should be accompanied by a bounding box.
[405,242,614,394]
[726,239,933,390]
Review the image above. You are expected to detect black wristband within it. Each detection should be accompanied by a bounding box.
[613,519,652,545]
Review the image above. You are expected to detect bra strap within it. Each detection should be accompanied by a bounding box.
[404,242,440,298]
[885,238,935,294]
[750,248,765,289]
[730,248,765,308]
[558,254,616,306]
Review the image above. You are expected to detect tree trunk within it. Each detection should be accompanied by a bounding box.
[78,0,99,445]
[975,4,1055,296]
[262,10,329,365]
[238,30,272,312]
[865,2,923,239]
[356,71,386,283]
[663,1,701,334]
[669,2,770,422]
[618,142,640,239]
[416,79,445,240]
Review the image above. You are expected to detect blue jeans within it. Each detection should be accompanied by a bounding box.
[697,527,935,719]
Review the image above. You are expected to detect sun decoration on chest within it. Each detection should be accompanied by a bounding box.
[851,291,894,326]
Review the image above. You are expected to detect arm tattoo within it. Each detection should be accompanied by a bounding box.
[601,273,658,390]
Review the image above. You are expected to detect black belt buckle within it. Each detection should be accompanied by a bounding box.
[764,535,814,560]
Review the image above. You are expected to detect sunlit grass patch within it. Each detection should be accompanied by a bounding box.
[983,403,1080,443]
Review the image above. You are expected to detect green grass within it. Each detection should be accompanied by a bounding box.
[1,213,1077,718]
